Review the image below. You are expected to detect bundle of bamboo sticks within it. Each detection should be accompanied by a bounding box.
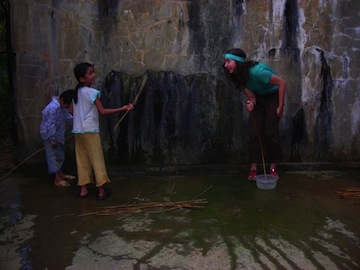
[336,187,360,205]
[55,184,212,219]
[77,198,208,217]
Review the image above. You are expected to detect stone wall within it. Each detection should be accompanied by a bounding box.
[9,0,360,164]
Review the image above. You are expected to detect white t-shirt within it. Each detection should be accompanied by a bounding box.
[72,86,101,133]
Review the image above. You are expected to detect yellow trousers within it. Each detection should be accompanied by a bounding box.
[74,133,110,187]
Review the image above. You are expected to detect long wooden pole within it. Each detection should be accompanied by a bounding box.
[113,73,148,132]
[250,113,267,177]
[0,135,73,180]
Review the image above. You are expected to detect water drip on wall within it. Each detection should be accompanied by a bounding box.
[315,48,333,160]
[188,2,204,57]
[342,52,350,80]
[229,0,244,46]
[282,0,300,63]
[97,0,120,46]
[282,0,304,161]
[290,107,304,161]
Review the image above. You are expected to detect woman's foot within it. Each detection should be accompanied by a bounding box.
[270,163,279,179]
[270,168,279,179]
[248,170,257,181]
[248,163,257,181]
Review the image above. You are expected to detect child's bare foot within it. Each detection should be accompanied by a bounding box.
[54,180,70,187]
[59,171,76,180]
[77,185,89,199]
[96,186,111,200]
[54,173,70,187]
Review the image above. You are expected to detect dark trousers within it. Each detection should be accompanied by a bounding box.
[248,93,283,164]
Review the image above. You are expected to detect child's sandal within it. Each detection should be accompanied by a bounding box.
[54,180,70,187]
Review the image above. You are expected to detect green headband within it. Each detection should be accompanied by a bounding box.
[224,53,245,63]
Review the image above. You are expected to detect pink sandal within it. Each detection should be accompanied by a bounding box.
[270,168,279,179]
[248,170,257,181]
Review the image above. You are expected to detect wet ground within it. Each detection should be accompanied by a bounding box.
[1,164,360,270]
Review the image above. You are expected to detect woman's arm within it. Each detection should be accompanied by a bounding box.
[269,74,286,117]
[242,87,257,104]
[242,87,256,112]
[94,98,133,115]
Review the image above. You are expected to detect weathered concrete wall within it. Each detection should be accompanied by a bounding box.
[9,0,360,164]
[100,70,246,165]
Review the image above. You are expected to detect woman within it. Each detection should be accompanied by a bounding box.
[223,48,286,181]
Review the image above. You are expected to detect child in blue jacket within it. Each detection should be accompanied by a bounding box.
[40,89,75,186]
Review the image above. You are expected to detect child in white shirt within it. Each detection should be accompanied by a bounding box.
[72,63,133,200]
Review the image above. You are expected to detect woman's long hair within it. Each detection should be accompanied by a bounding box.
[73,63,93,104]
[223,48,258,88]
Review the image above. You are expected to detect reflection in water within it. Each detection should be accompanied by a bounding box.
[19,243,32,270]
[7,201,23,227]
[1,182,34,270]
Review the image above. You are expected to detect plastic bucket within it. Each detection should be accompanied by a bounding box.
[255,174,278,190]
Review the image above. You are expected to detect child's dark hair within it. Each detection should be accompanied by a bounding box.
[60,89,75,105]
[73,63,93,104]
[223,48,258,88]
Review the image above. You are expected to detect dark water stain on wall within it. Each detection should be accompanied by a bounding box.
[99,70,246,165]
[290,107,304,161]
[281,0,306,161]
[314,48,333,160]
[229,0,244,45]
[97,0,120,45]
[49,2,58,79]
[186,1,230,72]
[187,1,206,70]
[282,0,300,63]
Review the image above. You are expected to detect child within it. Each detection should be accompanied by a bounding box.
[40,89,75,187]
[72,63,133,200]
[223,48,286,181]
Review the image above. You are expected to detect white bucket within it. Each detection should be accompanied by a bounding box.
[255,174,278,190]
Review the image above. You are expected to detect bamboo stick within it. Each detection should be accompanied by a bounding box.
[250,113,266,177]
[55,185,211,218]
[113,73,148,132]
[336,187,360,201]
[0,135,73,181]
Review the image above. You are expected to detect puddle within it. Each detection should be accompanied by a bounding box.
[0,170,359,269]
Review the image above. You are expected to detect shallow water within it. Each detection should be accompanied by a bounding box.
[1,168,359,269]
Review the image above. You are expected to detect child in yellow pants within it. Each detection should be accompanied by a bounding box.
[72,63,133,200]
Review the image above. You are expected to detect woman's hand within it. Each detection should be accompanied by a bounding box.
[246,100,255,112]
[242,88,256,112]
[277,105,284,117]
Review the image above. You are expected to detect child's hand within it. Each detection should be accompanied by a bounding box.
[126,103,134,110]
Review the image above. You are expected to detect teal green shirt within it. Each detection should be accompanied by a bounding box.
[244,62,279,95]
